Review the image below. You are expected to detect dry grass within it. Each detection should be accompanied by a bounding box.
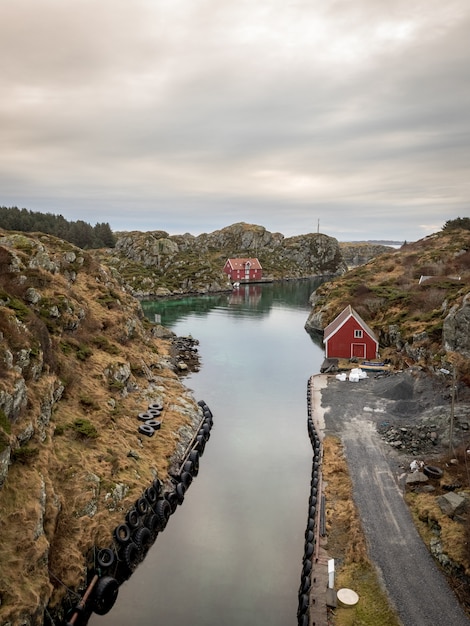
[0,233,201,622]
[322,436,401,626]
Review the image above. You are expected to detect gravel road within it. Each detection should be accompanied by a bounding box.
[320,369,470,626]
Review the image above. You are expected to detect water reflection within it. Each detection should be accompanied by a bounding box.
[90,279,326,626]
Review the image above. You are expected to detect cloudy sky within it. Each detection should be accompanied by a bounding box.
[1,1,469,242]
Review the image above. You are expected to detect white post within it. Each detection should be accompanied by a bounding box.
[328,558,335,589]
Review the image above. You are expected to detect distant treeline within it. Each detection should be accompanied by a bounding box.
[443,217,470,232]
[0,206,115,249]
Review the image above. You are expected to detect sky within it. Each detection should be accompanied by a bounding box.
[1,1,469,242]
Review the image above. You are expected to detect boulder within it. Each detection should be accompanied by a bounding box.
[436,492,467,517]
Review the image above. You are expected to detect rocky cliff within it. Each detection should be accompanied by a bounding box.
[0,229,203,625]
[99,222,347,297]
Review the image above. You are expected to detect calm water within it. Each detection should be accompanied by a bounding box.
[90,279,325,626]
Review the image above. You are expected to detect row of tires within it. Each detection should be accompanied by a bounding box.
[137,401,165,437]
[297,382,322,625]
[80,400,214,621]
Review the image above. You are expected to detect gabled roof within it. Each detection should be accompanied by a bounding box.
[323,305,378,344]
[226,258,262,270]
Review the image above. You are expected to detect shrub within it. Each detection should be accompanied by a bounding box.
[11,445,39,464]
[71,418,98,439]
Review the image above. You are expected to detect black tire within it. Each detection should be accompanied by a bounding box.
[176,482,186,504]
[180,471,192,487]
[122,541,139,571]
[302,559,312,576]
[305,530,314,543]
[113,523,131,545]
[152,477,162,495]
[299,574,310,595]
[182,460,194,475]
[138,424,155,437]
[423,465,444,480]
[97,548,115,570]
[304,542,314,559]
[164,490,178,514]
[188,450,200,475]
[148,402,164,412]
[309,505,316,519]
[137,412,153,422]
[145,419,161,430]
[145,485,158,504]
[195,435,206,454]
[155,498,172,525]
[133,526,152,552]
[297,593,309,615]
[91,576,119,616]
[298,612,309,626]
[147,409,161,418]
[197,399,207,408]
[306,517,314,532]
[126,508,140,529]
[135,497,149,516]
[145,513,159,535]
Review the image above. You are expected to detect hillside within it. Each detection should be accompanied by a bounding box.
[0,229,203,624]
[97,222,348,297]
[306,229,470,379]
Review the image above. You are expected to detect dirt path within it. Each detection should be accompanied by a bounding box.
[319,371,470,626]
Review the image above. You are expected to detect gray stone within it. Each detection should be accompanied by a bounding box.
[436,492,467,517]
[406,471,429,486]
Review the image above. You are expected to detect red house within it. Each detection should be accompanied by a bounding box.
[223,258,262,283]
[323,305,379,360]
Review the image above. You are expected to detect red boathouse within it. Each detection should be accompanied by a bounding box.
[223,258,263,283]
[323,305,379,360]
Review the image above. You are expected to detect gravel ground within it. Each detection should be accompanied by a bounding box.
[319,368,470,626]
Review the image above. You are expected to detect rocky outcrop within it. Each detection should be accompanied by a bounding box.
[101,222,347,297]
[339,242,394,268]
[443,293,470,358]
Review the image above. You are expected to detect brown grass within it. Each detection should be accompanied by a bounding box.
[322,436,401,626]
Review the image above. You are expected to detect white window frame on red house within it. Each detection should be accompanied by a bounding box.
[354,329,363,338]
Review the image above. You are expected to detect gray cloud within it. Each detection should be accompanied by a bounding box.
[0,0,469,241]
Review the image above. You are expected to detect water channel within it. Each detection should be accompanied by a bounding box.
[90,279,325,626]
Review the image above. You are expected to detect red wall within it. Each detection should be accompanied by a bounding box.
[326,317,377,359]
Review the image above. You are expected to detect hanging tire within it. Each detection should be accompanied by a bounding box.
[145,513,159,535]
[297,593,309,615]
[175,482,186,504]
[148,403,164,412]
[97,548,115,570]
[126,508,140,529]
[306,517,314,532]
[155,498,172,524]
[182,460,194,475]
[304,542,314,559]
[145,419,161,430]
[153,477,162,495]
[305,530,314,543]
[299,574,311,595]
[133,526,152,552]
[194,435,206,454]
[188,450,200,475]
[197,400,207,408]
[122,541,140,571]
[113,523,131,545]
[302,559,312,576]
[138,424,155,437]
[91,576,119,616]
[134,497,149,516]
[145,485,158,505]
[423,465,444,480]
[180,471,192,487]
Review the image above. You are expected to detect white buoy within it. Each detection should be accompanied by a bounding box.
[337,588,359,607]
